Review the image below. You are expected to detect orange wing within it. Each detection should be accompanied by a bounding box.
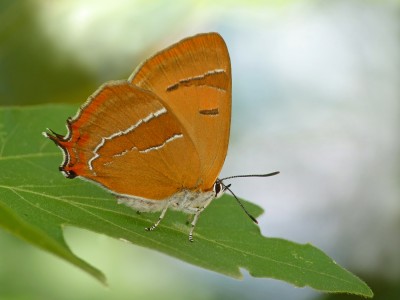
[46,82,201,200]
[129,32,232,192]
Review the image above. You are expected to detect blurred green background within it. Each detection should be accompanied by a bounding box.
[1,0,399,299]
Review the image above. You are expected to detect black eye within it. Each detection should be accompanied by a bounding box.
[214,182,222,196]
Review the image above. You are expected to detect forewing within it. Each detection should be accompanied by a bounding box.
[129,33,231,191]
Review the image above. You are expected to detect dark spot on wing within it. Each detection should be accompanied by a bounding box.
[199,108,219,115]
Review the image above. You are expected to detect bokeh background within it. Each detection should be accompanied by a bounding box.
[1,0,399,299]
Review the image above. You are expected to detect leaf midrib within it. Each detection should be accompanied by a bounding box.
[0,152,59,161]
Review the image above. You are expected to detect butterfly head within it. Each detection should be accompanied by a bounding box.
[213,179,230,198]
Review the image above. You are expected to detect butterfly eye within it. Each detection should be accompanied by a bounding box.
[213,181,225,198]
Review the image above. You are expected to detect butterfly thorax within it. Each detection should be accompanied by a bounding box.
[117,188,218,214]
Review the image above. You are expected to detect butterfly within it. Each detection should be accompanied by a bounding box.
[44,32,278,242]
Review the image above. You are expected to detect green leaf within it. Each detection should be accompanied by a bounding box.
[0,105,373,297]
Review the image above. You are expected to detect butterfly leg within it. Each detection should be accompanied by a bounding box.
[145,205,169,231]
[188,207,205,242]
